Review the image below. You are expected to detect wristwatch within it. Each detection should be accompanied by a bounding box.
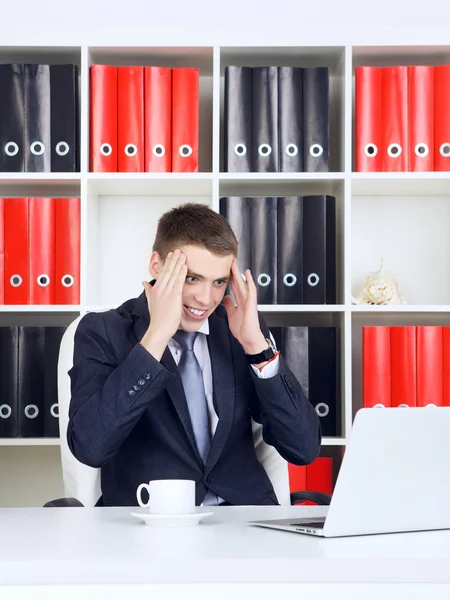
[245,337,277,364]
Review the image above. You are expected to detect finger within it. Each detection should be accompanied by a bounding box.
[231,260,248,300]
[244,268,257,302]
[158,249,182,287]
[166,251,186,290]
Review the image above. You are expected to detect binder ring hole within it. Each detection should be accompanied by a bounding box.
[307,273,320,287]
[310,144,323,157]
[258,144,272,157]
[125,144,138,157]
[373,403,386,408]
[234,143,247,156]
[285,144,298,157]
[387,143,402,157]
[315,402,330,417]
[257,273,271,287]
[61,274,74,288]
[25,405,39,419]
[50,403,59,418]
[0,405,12,419]
[30,141,45,156]
[397,403,409,408]
[100,143,112,156]
[179,144,193,157]
[283,273,297,287]
[426,403,437,407]
[152,144,165,157]
[364,143,378,157]
[56,141,70,156]
[4,141,19,156]
[415,143,429,157]
[10,274,22,288]
[440,143,450,157]
[37,274,50,287]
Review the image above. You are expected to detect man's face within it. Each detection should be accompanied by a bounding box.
[150,244,235,332]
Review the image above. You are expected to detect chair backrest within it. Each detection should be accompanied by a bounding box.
[58,314,291,506]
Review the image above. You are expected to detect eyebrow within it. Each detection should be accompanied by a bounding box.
[187,271,230,282]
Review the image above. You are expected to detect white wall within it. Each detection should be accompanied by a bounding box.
[3,0,450,45]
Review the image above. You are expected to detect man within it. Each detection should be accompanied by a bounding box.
[67,203,321,506]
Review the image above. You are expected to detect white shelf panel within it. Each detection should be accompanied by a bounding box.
[352,173,450,196]
[87,173,213,196]
[0,439,60,446]
[0,173,81,196]
[219,174,345,196]
[352,305,450,313]
[260,304,345,312]
[0,305,81,313]
[322,438,346,446]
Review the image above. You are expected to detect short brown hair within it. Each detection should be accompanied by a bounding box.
[153,202,238,260]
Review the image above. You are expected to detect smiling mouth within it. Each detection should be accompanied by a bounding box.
[184,305,208,317]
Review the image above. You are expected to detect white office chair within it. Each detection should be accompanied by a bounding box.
[56,314,292,507]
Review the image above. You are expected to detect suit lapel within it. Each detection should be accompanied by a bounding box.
[204,312,236,475]
[131,289,202,464]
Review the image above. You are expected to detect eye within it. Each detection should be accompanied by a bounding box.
[215,280,226,286]
[186,276,197,283]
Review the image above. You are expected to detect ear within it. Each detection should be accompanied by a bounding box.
[148,251,163,280]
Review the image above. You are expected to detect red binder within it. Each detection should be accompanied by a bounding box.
[144,67,171,172]
[90,65,117,172]
[442,327,450,406]
[362,326,391,408]
[28,197,55,305]
[172,68,199,172]
[117,66,144,172]
[434,65,450,171]
[55,197,80,305]
[4,197,28,304]
[390,326,416,407]
[0,198,4,303]
[307,457,333,495]
[288,463,307,496]
[381,67,408,171]
[355,66,382,172]
[408,66,434,172]
[416,326,443,407]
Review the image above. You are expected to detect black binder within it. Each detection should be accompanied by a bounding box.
[44,327,65,437]
[0,64,24,172]
[278,67,303,172]
[308,327,339,437]
[302,195,336,304]
[219,196,252,274]
[251,196,277,304]
[277,196,303,304]
[23,64,51,172]
[303,67,329,172]
[224,66,252,172]
[17,327,45,437]
[50,64,79,172]
[0,327,19,437]
[252,67,278,172]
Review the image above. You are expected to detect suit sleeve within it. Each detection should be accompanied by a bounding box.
[247,313,322,465]
[67,312,175,468]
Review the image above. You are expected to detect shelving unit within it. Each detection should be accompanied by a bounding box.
[1,42,448,506]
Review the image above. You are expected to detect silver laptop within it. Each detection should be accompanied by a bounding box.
[250,407,450,537]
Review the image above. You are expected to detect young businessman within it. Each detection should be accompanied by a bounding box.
[67,203,321,506]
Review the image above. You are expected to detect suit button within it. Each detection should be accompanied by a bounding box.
[132,384,139,391]
[138,379,146,386]
[143,373,151,380]
[127,390,136,397]
[205,476,211,484]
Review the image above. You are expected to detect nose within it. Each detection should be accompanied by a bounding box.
[193,283,213,308]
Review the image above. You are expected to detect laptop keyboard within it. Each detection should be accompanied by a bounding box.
[289,521,325,529]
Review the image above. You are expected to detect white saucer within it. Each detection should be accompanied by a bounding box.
[131,509,214,527]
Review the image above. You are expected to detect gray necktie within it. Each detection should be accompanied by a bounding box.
[173,330,218,506]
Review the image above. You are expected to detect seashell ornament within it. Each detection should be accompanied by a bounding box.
[352,258,406,305]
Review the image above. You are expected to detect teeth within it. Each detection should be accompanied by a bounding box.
[188,307,205,316]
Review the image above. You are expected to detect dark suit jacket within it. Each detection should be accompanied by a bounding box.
[67,291,321,506]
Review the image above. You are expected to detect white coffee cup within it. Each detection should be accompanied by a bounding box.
[136,479,195,514]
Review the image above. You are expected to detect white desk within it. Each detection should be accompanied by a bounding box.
[1,505,450,600]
